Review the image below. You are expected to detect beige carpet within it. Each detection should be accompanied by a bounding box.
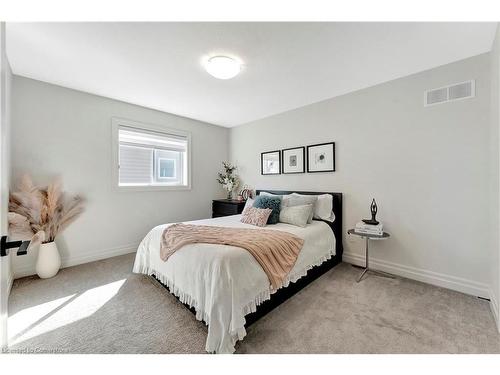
[7,253,500,354]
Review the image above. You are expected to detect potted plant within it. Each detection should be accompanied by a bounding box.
[217,162,240,200]
[8,175,85,279]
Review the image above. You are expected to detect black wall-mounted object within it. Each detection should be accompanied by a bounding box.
[0,236,30,257]
[261,150,281,175]
[281,146,305,174]
[306,142,335,173]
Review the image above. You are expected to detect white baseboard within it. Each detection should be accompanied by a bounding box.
[343,251,490,299]
[490,290,500,333]
[13,242,139,279]
[61,242,139,269]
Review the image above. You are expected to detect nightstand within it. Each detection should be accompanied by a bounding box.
[347,229,393,282]
[212,199,246,218]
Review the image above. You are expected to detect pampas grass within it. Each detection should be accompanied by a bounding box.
[9,175,85,243]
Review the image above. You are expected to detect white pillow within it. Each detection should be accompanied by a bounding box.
[284,194,316,223]
[279,204,313,227]
[243,197,254,212]
[259,191,276,197]
[315,194,334,221]
[291,193,335,222]
[260,191,288,199]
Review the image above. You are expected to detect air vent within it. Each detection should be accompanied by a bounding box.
[426,88,448,105]
[424,80,475,107]
[449,81,473,100]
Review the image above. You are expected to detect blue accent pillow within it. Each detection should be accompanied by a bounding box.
[253,195,281,224]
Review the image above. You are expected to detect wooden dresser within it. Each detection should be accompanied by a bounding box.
[212,199,246,218]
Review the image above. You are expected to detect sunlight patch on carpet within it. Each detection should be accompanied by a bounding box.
[9,279,126,345]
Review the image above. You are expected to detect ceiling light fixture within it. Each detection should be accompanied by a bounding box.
[205,55,242,80]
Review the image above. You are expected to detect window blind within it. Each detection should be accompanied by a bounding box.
[119,126,187,152]
[119,145,153,185]
[118,126,188,187]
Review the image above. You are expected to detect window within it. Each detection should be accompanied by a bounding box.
[158,158,176,179]
[112,118,190,190]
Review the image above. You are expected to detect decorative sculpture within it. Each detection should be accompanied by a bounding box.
[362,198,379,225]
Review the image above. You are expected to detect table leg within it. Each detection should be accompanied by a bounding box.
[357,237,370,283]
[357,267,369,282]
[365,237,369,269]
[356,236,395,281]
[369,269,396,279]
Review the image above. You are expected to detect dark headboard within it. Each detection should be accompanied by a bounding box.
[255,190,343,259]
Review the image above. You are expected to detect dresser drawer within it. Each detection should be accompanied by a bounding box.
[212,200,246,218]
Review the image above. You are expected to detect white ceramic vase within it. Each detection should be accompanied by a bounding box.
[36,241,61,279]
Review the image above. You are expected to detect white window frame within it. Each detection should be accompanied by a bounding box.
[111,117,192,192]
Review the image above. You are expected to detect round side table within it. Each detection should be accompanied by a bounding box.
[347,229,393,282]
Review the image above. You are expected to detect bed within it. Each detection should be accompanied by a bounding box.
[133,190,343,353]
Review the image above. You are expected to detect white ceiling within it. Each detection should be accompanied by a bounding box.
[6,22,497,127]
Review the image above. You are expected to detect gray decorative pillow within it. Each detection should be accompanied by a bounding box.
[279,204,314,227]
[283,194,317,223]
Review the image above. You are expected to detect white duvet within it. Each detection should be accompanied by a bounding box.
[132,214,335,353]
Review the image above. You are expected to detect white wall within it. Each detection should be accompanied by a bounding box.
[0,22,13,347]
[490,24,500,331]
[230,53,491,297]
[11,76,229,277]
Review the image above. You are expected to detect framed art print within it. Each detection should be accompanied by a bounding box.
[307,142,335,172]
[282,146,305,174]
[261,150,281,175]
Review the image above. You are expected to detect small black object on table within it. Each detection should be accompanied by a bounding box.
[362,198,379,225]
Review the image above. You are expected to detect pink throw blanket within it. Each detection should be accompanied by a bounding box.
[160,224,304,289]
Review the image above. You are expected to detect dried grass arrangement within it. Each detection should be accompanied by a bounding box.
[9,175,86,243]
